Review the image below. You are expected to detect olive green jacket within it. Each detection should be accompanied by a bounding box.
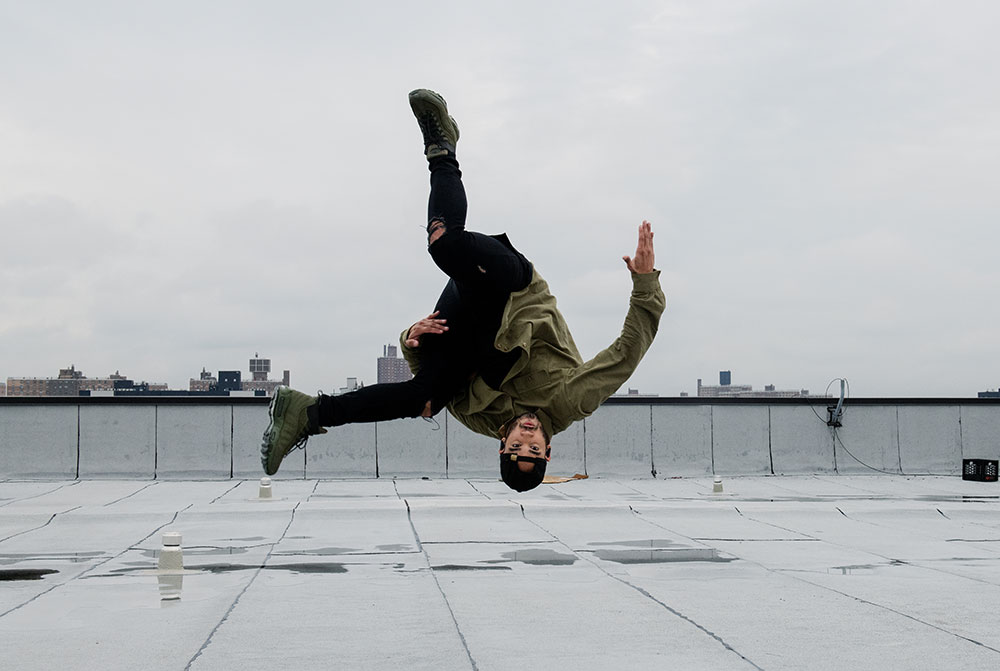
[400,269,665,441]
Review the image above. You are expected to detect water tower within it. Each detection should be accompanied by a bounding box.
[249,353,271,382]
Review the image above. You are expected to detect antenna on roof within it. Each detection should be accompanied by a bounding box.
[827,379,846,427]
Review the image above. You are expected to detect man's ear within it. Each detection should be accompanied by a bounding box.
[545,445,552,460]
[499,437,505,455]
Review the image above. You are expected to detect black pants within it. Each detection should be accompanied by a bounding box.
[316,156,532,427]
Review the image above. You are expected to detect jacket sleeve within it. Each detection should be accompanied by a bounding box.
[560,271,665,416]
[399,328,421,376]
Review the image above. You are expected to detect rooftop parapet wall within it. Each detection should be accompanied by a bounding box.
[1,397,998,479]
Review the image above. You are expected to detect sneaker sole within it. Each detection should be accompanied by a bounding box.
[260,388,290,475]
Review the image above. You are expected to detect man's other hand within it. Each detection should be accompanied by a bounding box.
[405,310,448,348]
[623,220,655,274]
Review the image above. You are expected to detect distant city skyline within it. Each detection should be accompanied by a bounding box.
[2,347,414,397]
[3,355,289,397]
[4,357,998,399]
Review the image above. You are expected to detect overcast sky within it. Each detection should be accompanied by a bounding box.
[2,0,998,398]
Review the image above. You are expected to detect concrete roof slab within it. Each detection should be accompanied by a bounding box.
[2,476,998,670]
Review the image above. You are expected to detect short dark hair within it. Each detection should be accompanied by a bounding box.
[499,454,547,492]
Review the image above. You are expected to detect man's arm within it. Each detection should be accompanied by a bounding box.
[558,222,665,417]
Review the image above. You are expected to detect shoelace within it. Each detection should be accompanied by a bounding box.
[276,389,327,455]
[288,432,310,453]
[417,111,445,145]
[288,388,330,452]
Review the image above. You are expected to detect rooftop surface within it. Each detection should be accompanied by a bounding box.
[1,475,998,670]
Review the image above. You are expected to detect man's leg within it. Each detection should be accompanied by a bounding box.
[411,89,533,293]
[316,279,475,425]
[426,156,533,293]
[262,89,525,475]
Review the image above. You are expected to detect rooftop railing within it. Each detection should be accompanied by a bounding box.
[1,396,998,479]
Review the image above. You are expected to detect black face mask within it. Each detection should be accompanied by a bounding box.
[499,454,547,492]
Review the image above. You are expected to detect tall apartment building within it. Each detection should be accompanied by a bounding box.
[377,345,412,384]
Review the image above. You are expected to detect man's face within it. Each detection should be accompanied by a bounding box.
[500,415,551,472]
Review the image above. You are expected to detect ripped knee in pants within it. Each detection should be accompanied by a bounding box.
[427,220,446,245]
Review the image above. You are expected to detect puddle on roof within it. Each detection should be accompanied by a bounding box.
[195,562,348,575]
[432,546,731,571]
[496,549,577,566]
[0,552,104,566]
[590,548,730,564]
[914,495,999,503]
[431,548,577,571]
[272,547,362,556]
[584,540,735,563]
[106,562,349,576]
[588,539,678,549]
[0,568,59,581]
[828,560,905,575]
[138,546,252,559]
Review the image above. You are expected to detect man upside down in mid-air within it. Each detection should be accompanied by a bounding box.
[261,89,665,491]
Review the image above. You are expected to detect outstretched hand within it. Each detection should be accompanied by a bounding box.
[405,310,448,348]
[623,220,655,274]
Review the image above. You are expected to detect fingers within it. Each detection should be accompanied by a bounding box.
[408,314,449,350]
[419,318,448,333]
[625,220,655,274]
[638,220,653,247]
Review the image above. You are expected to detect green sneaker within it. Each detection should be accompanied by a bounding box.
[409,89,460,159]
[260,387,327,475]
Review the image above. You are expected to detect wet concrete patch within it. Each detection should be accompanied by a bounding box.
[915,495,999,503]
[496,549,577,566]
[192,562,349,575]
[0,568,59,581]
[828,560,906,575]
[589,548,731,564]
[431,548,577,571]
[272,546,362,556]
[138,546,255,559]
[103,562,349,576]
[0,551,105,565]
[588,539,678,548]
